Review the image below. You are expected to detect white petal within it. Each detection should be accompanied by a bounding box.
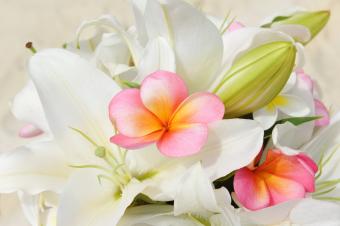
[29,49,120,164]
[239,199,300,225]
[135,37,176,81]
[57,169,146,226]
[11,81,49,132]
[0,142,69,194]
[141,0,223,92]
[272,122,309,155]
[119,205,198,226]
[76,15,143,65]
[290,199,340,225]
[253,107,278,130]
[278,94,310,117]
[18,192,40,226]
[211,28,296,91]
[260,7,306,26]
[94,32,131,71]
[271,24,311,44]
[0,193,31,226]
[199,119,264,181]
[281,72,297,93]
[174,163,220,217]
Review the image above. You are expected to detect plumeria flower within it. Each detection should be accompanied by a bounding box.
[0,48,264,226]
[234,149,317,210]
[109,70,225,157]
[253,72,311,130]
[296,69,330,127]
[239,113,340,225]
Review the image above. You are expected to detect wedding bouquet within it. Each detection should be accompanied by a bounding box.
[1,0,339,225]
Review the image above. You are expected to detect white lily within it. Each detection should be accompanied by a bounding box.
[118,163,241,226]
[253,72,312,130]
[0,48,263,225]
[240,198,340,226]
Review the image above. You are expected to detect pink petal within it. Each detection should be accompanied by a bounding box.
[263,173,306,206]
[171,92,224,125]
[296,69,314,93]
[259,151,316,193]
[314,99,330,127]
[227,21,245,32]
[110,130,164,149]
[157,123,208,157]
[234,168,270,210]
[18,124,44,138]
[140,71,188,124]
[297,153,319,175]
[109,89,163,137]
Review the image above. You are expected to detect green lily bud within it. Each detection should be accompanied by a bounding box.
[213,41,296,118]
[265,10,330,43]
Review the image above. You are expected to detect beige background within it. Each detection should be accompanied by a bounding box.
[0,0,339,150]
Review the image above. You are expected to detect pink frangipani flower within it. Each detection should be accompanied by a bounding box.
[109,71,225,157]
[234,149,318,210]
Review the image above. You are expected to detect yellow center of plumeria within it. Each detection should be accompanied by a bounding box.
[266,95,289,112]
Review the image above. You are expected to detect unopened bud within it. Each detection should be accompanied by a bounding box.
[95,146,106,158]
[214,41,296,118]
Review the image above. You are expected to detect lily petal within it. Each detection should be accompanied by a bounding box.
[135,37,176,82]
[0,142,69,194]
[157,123,208,157]
[199,119,264,181]
[174,163,220,216]
[57,169,146,226]
[171,92,224,125]
[11,81,49,132]
[140,71,188,124]
[109,89,163,137]
[29,49,121,164]
[253,106,278,130]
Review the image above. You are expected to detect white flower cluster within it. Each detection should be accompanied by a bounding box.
[0,1,339,226]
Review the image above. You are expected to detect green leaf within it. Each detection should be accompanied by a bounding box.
[121,80,140,89]
[277,115,322,126]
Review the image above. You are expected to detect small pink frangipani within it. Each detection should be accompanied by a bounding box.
[109,71,225,157]
[234,149,318,210]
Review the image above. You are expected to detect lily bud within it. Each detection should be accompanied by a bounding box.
[266,10,330,43]
[214,41,296,118]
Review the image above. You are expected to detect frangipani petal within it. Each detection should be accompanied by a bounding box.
[235,150,317,210]
[314,99,330,127]
[110,130,164,149]
[109,89,162,137]
[234,168,270,210]
[157,123,208,157]
[140,71,188,124]
[171,92,224,125]
[278,94,310,116]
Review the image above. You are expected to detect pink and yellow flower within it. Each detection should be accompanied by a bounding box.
[109,70,225,157]
[234,149,318,210]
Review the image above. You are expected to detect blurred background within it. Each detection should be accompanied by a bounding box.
[0,0,339,150]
